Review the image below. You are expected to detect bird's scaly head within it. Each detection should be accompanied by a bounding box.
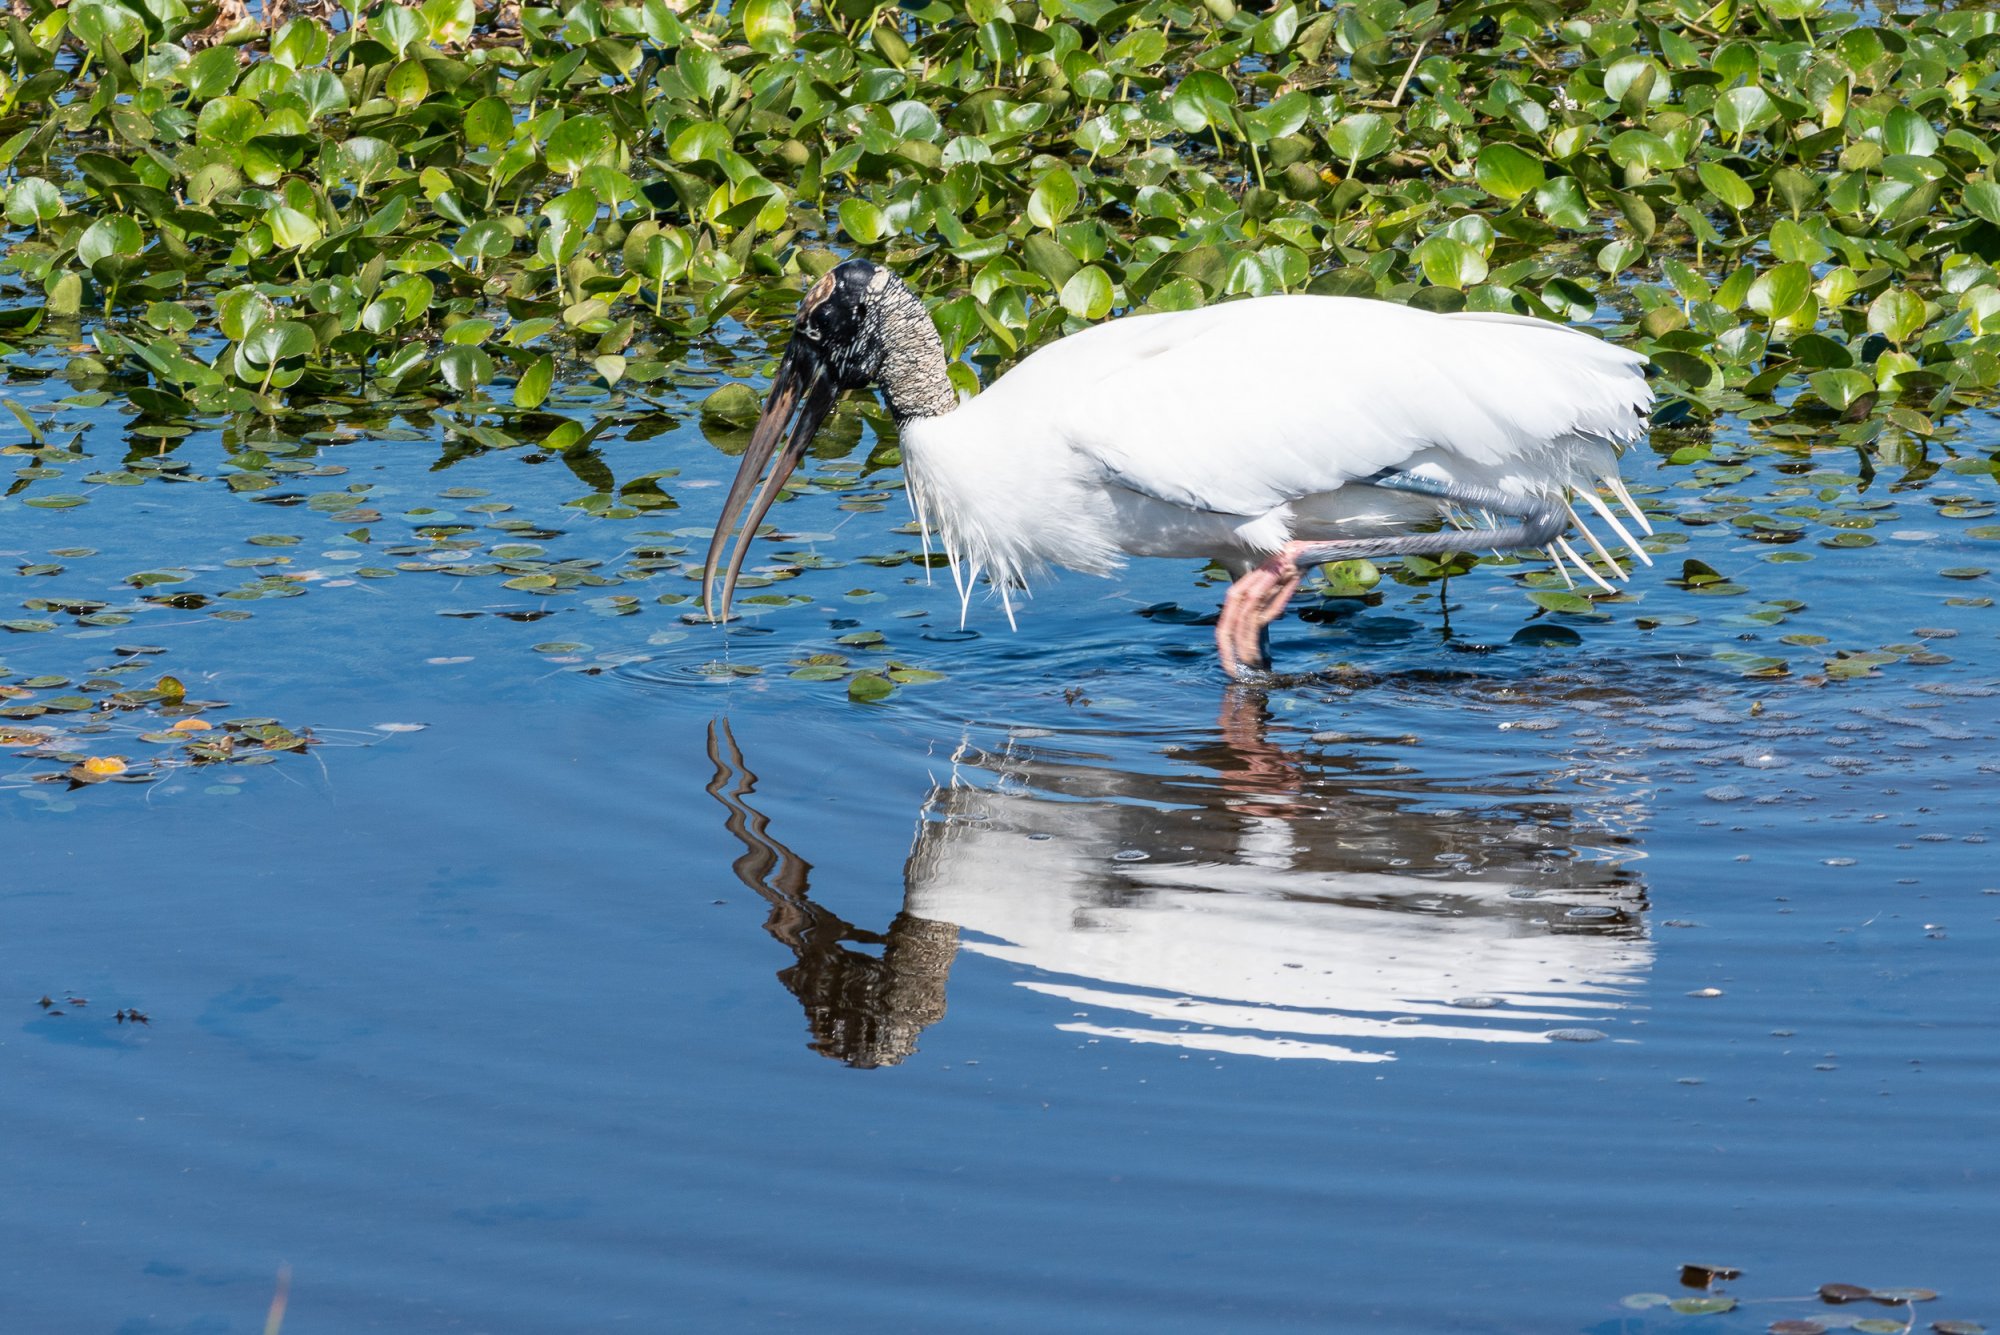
[796,257,899,389]
[702,259,902,623]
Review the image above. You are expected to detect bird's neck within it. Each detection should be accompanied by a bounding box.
[876,291,959,425]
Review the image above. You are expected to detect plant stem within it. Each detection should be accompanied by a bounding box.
[1389,38,1428,109]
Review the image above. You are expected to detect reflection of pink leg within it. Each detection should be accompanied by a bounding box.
[1215,546,1307,680]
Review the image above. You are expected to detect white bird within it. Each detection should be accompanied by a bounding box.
[704,258,1655,679]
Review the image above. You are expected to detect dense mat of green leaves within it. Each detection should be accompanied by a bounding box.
[3,0,1999,464]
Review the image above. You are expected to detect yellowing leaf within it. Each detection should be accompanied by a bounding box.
[82,756,127,775]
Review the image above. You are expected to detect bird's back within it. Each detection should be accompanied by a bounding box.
[966,294,1650,519]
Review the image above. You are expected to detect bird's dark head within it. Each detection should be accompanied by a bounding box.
[794,257,898,389]
[703,259,933,622]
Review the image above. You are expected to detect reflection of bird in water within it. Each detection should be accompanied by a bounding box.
[707,696,1650,1067]
[910,692,1651,1061]
[706,720,956,1069]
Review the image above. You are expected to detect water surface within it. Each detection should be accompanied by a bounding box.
[2,359,1997,1332]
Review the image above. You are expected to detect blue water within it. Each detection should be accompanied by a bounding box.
[1,360,1996,1332]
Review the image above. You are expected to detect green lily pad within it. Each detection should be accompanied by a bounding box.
[847,672,894,702]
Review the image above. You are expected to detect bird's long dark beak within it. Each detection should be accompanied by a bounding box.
[702,342,837,622]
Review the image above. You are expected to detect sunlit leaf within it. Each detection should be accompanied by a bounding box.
[1474,143,1544,202]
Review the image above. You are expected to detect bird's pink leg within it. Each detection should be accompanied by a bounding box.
[1216,547,1308,681]
[1212,473,1574,679]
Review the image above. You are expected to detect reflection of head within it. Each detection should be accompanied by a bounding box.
[706,720,957,1069]
[781,913,957,1070]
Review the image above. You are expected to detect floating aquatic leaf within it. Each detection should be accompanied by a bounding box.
[741,0,795,54]
[847,672,894,702]
[701,384,762,427]
[516,356,555,411]
[1669,1297,1736,1315]
[1529,591,1596,615]
[1822,1285,1875,1304]
[1474,143,1543,203]
[546,115,616,179]
[1319,560,1380,598]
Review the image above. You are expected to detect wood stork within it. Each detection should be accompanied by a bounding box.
[704,258,1654,679]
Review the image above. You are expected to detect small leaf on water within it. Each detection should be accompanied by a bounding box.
[1319,559,1380,597]
[701,383,762,426]
[1670,1297,1737,1315]
[1855,1323,1907,1335]
[1821,1285,1875,1304]
[516,355,554,411]
[847,672,893,702]
[82,757,127,776]
[1679,558,1724,584]
[1530,590,1595,615]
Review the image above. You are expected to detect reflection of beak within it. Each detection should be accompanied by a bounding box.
[702,341,837,623]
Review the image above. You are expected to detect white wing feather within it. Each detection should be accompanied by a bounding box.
[984,296,1648,517]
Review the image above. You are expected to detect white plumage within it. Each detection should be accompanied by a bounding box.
[705,261,1656,679]
[907,731,1651,1063]
[902,295,1653,616]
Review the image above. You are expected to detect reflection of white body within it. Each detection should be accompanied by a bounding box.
[905,746,1651,1063]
